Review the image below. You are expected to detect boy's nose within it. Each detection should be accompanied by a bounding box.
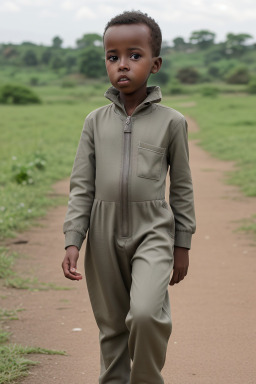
[119,57,129,71]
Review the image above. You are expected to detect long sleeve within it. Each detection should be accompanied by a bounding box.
[63,116,95,250]
[168,117,196,249]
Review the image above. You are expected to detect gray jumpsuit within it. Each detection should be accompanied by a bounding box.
[64,86,196,384]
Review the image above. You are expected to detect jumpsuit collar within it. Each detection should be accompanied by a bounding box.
[104,86,162,117]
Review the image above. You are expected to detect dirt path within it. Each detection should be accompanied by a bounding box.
[1,117,256,383]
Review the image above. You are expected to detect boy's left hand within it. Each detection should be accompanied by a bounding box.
[169,246,189,286]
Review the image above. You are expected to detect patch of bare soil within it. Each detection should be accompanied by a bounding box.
[1,117,256,383]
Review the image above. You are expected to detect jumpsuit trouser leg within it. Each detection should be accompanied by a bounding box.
[84,200,174,384]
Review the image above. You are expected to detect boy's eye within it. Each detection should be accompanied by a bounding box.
[108,55,118,62]
[130,53,141,60]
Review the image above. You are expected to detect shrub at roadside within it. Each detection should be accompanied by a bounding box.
[200,86,219,97]
[225,66,250,84]
[176,67,200,84]
[0,84,41,105]
[247,77,256,94]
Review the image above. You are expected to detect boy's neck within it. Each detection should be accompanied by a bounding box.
[120,89,148,116]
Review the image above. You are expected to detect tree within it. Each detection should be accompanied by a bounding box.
[76,33,103,49]
[23,49,38,66]
[204,43,226,65]
[79,47,105,78]
[173,37,187,51]
[41,49,52,65]
[52,36,63,49]
[3,46,18,59]
[189,30,215,49]
[65,55,77,72]
[51,56,64,71]
[225,33,253,56]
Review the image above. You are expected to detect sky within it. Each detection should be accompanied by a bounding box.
[0,0,256,47]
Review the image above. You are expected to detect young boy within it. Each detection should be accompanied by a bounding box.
[62,10,196,384]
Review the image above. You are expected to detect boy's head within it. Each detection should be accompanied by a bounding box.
[103,11,163,101]
[104,10,162,57]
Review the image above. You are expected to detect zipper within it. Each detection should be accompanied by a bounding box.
[121,116,132,237]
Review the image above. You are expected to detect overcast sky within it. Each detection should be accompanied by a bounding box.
[0,0,255,47]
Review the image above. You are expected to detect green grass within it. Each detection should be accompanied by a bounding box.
[0,87,108,239]
[0,308,66,384]
[0,248,17,278]
[0,344,66,384]
[4,277,72,291]
[238,215,256,235]
[0,247,71,290]
[0,330,10,344]
[0,309,24,322]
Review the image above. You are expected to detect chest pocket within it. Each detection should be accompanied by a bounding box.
[137,141,166,181]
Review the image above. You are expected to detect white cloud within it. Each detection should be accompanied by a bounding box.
[40,9,57,19]
[61,0,74,10]
[16,0,51,6]
[75,6,97,20]
[98,4,119,16]
[0,1,20,12]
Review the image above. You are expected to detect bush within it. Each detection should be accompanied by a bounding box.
[61,80,76,88]
[176,67,200,84]
[169,80,184,95]
[200,86,219,97]
[153,70,170,85]
[0,84,41,105]
[247,78,256,94]
[30,77,39,86]
[226,66,250,84]
[208,65,220,78]
[12,153,46,185]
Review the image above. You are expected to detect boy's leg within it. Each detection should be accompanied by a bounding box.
[84,201,132,384]
[125,230,174,384]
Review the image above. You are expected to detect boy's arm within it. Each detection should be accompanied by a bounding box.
[168,117,196,284]
[63,116,95,252]
[168,116,196,249]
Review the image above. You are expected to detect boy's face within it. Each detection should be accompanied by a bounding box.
[104,23,162,98]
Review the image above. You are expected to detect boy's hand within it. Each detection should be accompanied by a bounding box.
[169,246,189,286]
[62,245,82,281]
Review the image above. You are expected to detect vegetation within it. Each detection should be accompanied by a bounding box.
[0,247,71,290]
[0,84,41,105]
[0,342,65,384]
[0,29,255,86]
[0,305,66,384]
[0,29,255,238]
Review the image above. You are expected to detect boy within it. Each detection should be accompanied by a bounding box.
[62,10,196,384]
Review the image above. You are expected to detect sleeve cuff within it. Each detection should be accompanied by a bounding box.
[174,231,192,249]
[65,230,85,250]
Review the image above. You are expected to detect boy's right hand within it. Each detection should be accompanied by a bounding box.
[62,245,83,281]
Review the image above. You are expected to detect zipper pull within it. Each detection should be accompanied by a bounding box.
[124,116,131,133]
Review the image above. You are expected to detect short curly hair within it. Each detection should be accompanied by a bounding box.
[103,10,162,57]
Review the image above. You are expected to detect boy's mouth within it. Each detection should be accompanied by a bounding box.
[117,76,130,85]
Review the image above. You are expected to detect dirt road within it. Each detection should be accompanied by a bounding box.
[2,117,256,383]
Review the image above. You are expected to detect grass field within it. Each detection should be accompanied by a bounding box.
[166,93,256,196]
[0,84,255,239]
[0,85,108,239]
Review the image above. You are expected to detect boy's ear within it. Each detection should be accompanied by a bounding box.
[151,57,162,74]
